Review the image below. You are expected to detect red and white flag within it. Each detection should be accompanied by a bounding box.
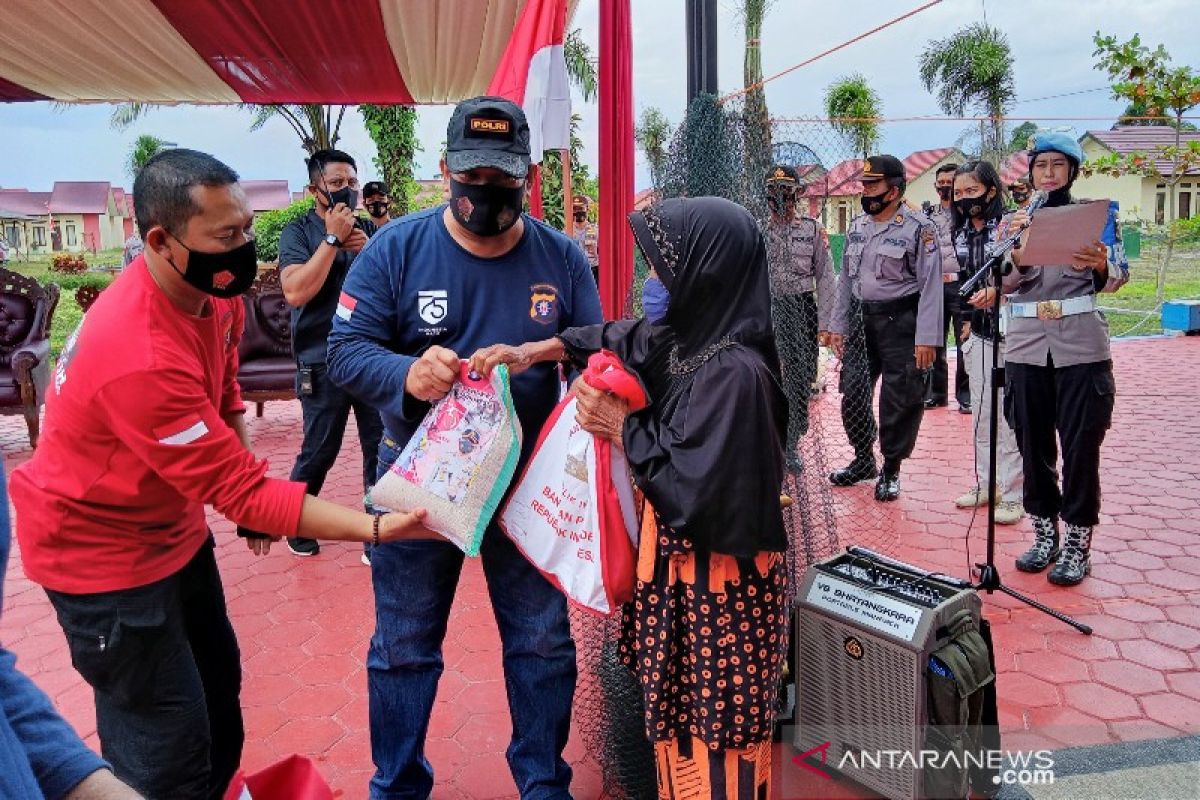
[486,0,571,162]
[336,291,357,322]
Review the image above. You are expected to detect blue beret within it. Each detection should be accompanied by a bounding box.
[1028,131,1083,165]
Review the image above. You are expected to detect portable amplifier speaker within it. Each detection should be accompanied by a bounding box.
[793,547,981,800]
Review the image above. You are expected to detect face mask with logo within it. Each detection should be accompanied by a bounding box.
[860,190,891,216]
[641,276,670,323]
[449,178,525,237]
[936,185,953,201]
[167,234,258,298]
[366,202,388,219]
[954,196,987,219]
[1011,190,1030,204]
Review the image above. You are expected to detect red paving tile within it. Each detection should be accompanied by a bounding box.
[2,336,1198,799]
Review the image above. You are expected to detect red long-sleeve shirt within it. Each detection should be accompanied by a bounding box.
[11,257,306,594]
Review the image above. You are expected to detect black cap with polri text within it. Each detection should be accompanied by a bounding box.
[446,96,532,179]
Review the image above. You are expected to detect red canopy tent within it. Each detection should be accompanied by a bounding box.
[0,0,634,317]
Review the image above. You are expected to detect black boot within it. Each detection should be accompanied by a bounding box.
[874,471,901,501]
[1049,524,1092,586]
[1015,516,1059,573]
[829,457,877,487]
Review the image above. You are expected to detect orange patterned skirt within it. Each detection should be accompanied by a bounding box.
[619,512,788,799]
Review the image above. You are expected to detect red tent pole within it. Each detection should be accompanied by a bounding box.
[598,0,634,319]
[529,165,545,219]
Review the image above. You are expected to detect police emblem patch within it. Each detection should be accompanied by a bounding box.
[529,283,559,325]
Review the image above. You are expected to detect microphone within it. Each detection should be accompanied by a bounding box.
[1024,189,1049,217]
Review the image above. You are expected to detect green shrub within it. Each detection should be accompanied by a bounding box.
[254,197,314,262]
[1174,215,1200,242]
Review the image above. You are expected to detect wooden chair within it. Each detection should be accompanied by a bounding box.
[0,268,61,447]
[237,269,296,416]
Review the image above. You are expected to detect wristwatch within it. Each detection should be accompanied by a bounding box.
[323,233,341,248]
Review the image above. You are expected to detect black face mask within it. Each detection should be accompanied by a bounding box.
[449,178,525,237]
[954,196,987,219]
[167,234,258,298]
[860,190,892,216]
[321,186,358,211]
[766,189,795,216]
[1011,190,1030,204]
[366,202,388,219]
[936,185,953,201]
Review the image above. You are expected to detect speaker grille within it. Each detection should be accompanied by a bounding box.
[796,610,921,799]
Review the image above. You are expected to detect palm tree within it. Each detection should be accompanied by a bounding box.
[244,105,347,155]
[127,134,169,178]
[741,0,774,186]
[564,28,597,102]
[824,74,882,159]
[111,102,348,155]
[635,107,673,188]
[918,23,1015,165]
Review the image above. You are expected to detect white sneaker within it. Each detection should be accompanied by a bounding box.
[955,486,990,508]
[994,501,1025,525]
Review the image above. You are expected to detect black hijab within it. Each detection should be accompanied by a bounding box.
[560,197,788,557]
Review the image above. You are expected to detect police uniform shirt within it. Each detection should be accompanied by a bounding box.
[765,215,837,330]
[571,221,599,269]
[829,210,944,346]
[998,210,1130,367]
[927,204,961,276]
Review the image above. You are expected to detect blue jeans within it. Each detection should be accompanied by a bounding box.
[367,439,577,799]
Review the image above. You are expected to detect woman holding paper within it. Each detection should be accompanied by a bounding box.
[472,196,790,798]
[1000,131,1130,586]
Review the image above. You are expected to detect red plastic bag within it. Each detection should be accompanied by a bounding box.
[501,352,647,615]
[223,755,334,800]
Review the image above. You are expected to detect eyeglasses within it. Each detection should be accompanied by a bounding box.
[319,177,360,191]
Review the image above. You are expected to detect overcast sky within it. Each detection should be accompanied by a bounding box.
[1,0,1196,195]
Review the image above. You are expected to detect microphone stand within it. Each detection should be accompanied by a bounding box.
[958,227,1092,635]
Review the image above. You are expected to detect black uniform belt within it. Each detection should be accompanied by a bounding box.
[860,293,920,316]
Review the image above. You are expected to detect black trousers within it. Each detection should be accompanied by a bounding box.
[46,538,242,800]
[772,291,819,456]
[926,279,970,407]
[1005,356,1115,527]
[844,303,925,472]
[839,300,877,464]
[291,362,383,497]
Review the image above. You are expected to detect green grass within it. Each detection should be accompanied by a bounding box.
[1100,242,1200,337]
[4,250,120,360]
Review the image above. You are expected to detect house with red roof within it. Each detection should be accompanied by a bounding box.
[1000,127,1200,224]
[241,180,293,213]
[902,147,968,208]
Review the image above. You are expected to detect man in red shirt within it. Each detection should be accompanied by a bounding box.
[11,149,428,800]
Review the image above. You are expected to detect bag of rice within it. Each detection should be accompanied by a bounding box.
[369,363,522,556]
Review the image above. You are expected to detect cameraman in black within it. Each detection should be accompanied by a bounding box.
[279,149,384,560]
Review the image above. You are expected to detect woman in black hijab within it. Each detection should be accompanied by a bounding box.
[471,196,790,798]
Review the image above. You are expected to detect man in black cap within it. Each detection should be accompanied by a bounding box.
[363,180,391,228]
[278,149,384,560]
[764,164,835,468]
[327,96,603,799]
[825,155,943,500]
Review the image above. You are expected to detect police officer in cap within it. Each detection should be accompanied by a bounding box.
[764,164,836,468]
[825,155,943,500]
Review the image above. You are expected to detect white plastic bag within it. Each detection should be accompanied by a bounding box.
[500,352,645,614]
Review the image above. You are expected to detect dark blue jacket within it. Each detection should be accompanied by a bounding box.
[327,207,604,466]
[1,461,108,799]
